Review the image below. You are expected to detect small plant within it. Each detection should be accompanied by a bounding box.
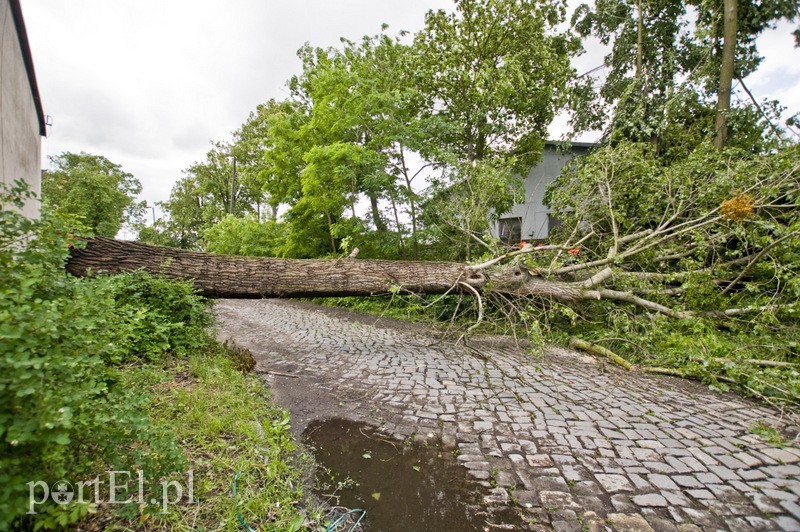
[749,421,786,447]
[489,468,499,488]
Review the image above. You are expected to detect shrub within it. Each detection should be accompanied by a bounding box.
[0,183,186,529]
[96,271,212,364]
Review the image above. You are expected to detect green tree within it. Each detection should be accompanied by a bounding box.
[571,0,688,144]
[42,152,143,237]
[421,160,523,261]
[409,0,578,258]
[572,0,799,149]
[185,142,258,221]
[204,215,287,257]
[264,34,424,258]
[137,178,206,249]
[689,0,800,149]
[412,0,578,168]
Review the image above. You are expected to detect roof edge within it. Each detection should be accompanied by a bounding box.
[9,0,46,137]
[544,140,599,149]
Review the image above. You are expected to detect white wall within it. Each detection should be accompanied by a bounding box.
[0,0,42,219]
[494,143,593,242]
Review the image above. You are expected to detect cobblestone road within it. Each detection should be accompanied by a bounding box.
[215,299,800,531]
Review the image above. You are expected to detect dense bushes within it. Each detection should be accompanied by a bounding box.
[97,271,213,363]
[0,183,212,529]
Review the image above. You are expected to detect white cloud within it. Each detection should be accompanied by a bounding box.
[741,20,800,123]
[25,0,452,210]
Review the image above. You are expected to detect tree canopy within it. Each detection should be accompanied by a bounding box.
[570,0,799,149]
[42,152,143,237]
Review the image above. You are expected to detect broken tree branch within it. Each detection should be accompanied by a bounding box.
[569,338,634,370]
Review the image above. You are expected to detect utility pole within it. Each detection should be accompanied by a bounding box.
[230,156,237,214]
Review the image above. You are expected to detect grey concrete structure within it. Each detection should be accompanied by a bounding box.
[217,299,800,531]
[1,0,46,219]
[493,141,595,243]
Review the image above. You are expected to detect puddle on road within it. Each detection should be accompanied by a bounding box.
[302,418,489,531]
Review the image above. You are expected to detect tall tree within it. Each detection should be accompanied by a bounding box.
[42,152,143,237]
[573,0,799,149]
[412,0,578,168]
[713,0,739,149]
[691,0,799,150]
[266,34,427,258]
[137,177,206,249]
[184,141,265,222]
[571,0,688,144]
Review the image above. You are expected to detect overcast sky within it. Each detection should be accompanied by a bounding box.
[22,1,800,223]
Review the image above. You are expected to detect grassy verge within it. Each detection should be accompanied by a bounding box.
[110,342,316,531]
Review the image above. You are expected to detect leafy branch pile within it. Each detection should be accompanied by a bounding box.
[524,141,799,406]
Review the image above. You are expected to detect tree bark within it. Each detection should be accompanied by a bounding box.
[66,238,748,321]
[636,0,644,79]
[66,237,485,298]
[714,0,738,151]
[368,192,388,232]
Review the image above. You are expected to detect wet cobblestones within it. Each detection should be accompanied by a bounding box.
[215,299,800,531]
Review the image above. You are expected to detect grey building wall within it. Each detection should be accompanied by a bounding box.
[493,142,594,242]
[1,0,44,219]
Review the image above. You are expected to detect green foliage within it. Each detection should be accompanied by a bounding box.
[42,152,144,237]
[570,0,798,147]
[550,307,800,405]
[689,0,800,93]
[412,0,577,168]
[546,142,800,279]
[422,160,523,261]
[749,421,787,447]
[2,182,311,529]
[538,141,800,404]
[96,271,213,364]
[0,183,186,529]
[139,177,207,249]
[204,215,287,257]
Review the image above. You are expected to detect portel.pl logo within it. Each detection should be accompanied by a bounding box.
[27,470,194,514]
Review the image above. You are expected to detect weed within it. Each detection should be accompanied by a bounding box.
[749,421,787,447]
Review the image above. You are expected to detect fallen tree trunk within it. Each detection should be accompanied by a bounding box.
[65,238,782,321]
[66,238,641,303]
[67,237,487,298]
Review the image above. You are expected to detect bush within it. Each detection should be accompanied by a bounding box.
[97,271,212,364]
[0,183,191,529]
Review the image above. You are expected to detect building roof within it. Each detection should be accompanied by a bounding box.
[9,0,46,136]
[544,140,599,149]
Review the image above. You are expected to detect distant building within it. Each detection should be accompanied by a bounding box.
[1,0,46,219]
[493,141,595,243]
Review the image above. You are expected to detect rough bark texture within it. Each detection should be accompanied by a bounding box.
[67,237,487,298]
[68,238,693,317]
